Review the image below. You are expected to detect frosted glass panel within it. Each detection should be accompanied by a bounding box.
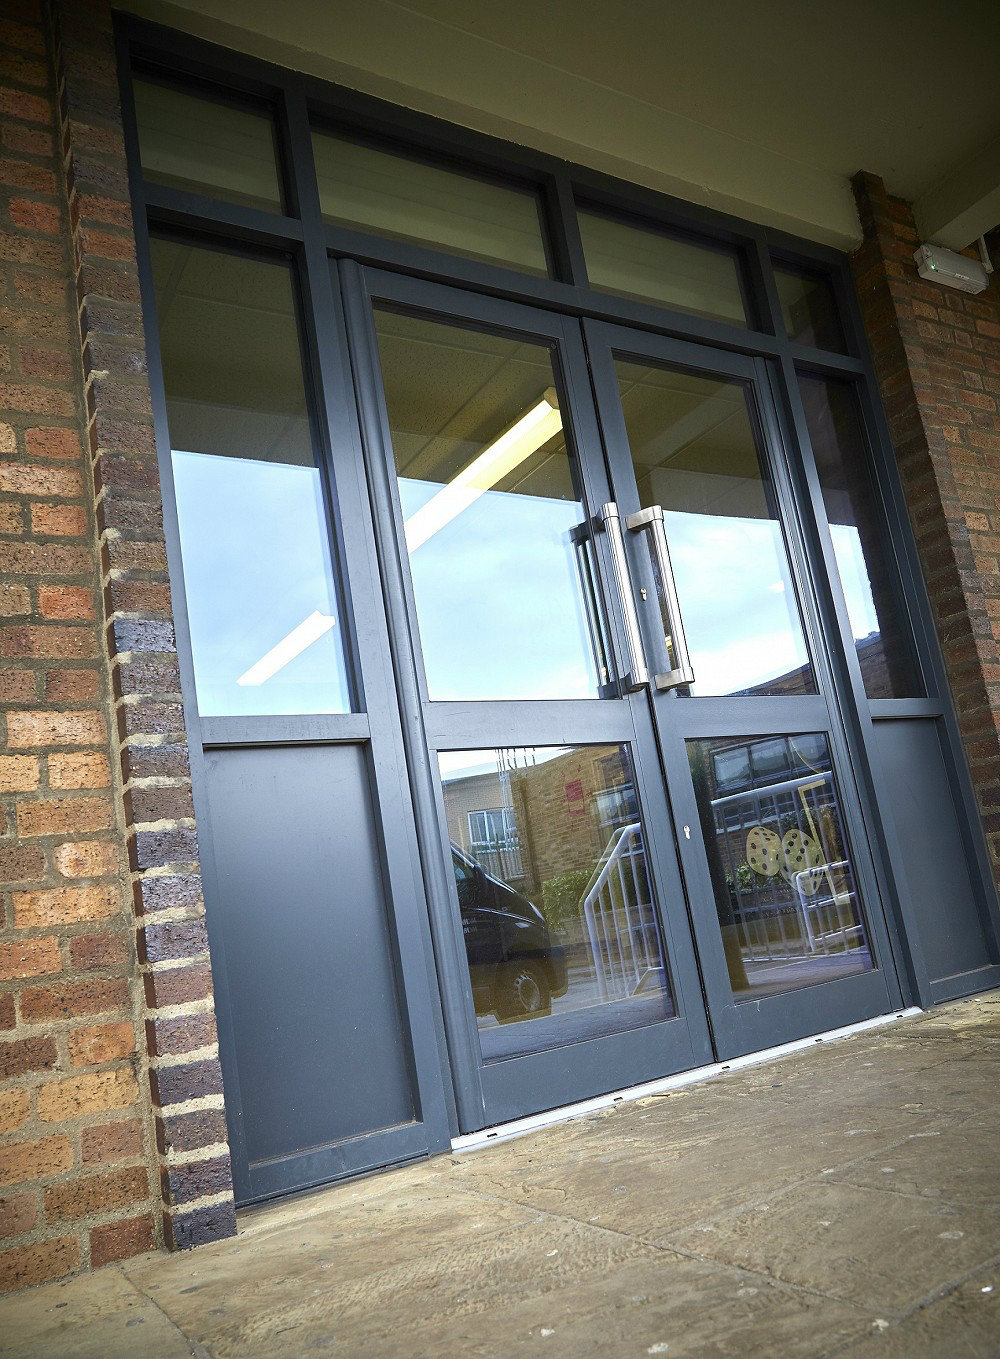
[315,130,549,275]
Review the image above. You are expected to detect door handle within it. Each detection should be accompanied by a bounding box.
[625,505,695,691]
[600,502,649,691]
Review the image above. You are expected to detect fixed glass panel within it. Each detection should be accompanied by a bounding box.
[373,308,605,701]
[439,745,675,1061]
[798,375,920,698]
[151,239,350,716]
[133,78,284,213]
[579,209,748,327]
[314,130,550,276]
[773,266,846,353]
[614,360,815,696]
[687,732,875,1000]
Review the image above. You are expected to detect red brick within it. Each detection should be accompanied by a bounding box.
[38,585,93,620]
[0,936,61,981]
[0,1035,57,1079]
[30,502,87,536]
[54,839,119,879]
[24,426,82,461]
[0,753,38,791]
[0,461,81,497]
[44,1165,149,1222]
[0,1236,79,1291]
[69,930,129,971]
[13,884,118,928]
[0,843,45,885]
[68,1020,135,1066]
[37,1068,138,1123]
[0,1089,30,1135]
[0,1136,73,1188]
[16,794,113,837]
[6,709,106,747]
[20,977,129,1023]
[43,668,99,702]
[48,751,110,788]
[81,1117,144,1165]
[0,1192,37,1240]
[89,1213,155,1267]
[1,624,98,660]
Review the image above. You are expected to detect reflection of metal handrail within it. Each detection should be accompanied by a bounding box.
[581,823,661,1002]
[709,771,831,810]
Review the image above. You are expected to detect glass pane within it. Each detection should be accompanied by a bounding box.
[773,266,846,352]
[687,733,875,999]
[440,745,675,1061]
[614,360,815,696]
[579,209,748,326]
[373,308,606,701]
[133,78,284,213]
[314,130,549,276]
[151,240,350,716]
[798,376,921,698]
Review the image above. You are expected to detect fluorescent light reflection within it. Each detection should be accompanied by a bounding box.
[237,610,336,686]
[404,388,562,552]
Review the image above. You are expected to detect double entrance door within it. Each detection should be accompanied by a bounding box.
[176,257,903,1204]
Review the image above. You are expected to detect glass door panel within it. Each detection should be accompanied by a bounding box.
[612,358,815,698]
[371,309,606,701]
[687,731,875,999]
[440,743,674,1062]
[346,267,713,1129]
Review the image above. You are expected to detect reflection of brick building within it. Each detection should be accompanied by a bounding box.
[441,747,635,900]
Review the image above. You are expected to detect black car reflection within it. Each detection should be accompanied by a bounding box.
[452,846,569,1023]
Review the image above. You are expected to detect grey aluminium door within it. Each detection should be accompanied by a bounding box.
[584,322,904,1056]
[341,266,716,1130]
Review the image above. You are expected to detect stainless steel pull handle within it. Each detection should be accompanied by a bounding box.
[600,502,649,690]
[625,505,695,691]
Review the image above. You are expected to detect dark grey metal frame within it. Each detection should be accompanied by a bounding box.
[115,9,1000,1178]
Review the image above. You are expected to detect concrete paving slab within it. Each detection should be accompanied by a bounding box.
[668,1178,1000,1313]
[0,1267,192,1359]
[834,1263,1000,1358]
[122,1181,544,1330]
[826,1122,1000,1206]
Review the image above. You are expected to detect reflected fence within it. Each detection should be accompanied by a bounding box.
[709,772,866,963]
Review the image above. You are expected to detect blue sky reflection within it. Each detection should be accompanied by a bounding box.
[171,449,350,716]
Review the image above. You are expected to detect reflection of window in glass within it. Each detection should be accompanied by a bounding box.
[579,208,749,327]
[614,360,815,696]
[688,732,875,1001]
[373,307,606,701]
[439,745,674,1061]
[313,129,550,276]
[772,266,847,352]
[798,375,920,698]
[150,240,351,717]
[133,78,284,213]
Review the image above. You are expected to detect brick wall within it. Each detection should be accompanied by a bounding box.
[0,0,235,1292]
[852,172,1000,890]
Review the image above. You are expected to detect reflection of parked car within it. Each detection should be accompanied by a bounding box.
[452,846,569,1023]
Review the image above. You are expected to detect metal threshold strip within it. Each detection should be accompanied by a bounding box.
[451,1007,921,1152]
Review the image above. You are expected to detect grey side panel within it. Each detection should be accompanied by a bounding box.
[202,743,417,1171]
[874,719,994,985]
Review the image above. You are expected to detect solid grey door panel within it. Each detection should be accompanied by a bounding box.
[873,719,1000,1000]
[202,742,431,1199]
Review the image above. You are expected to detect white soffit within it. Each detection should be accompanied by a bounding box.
[120,0,1000,252]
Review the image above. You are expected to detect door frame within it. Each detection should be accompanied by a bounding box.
[583,321,905,1053]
